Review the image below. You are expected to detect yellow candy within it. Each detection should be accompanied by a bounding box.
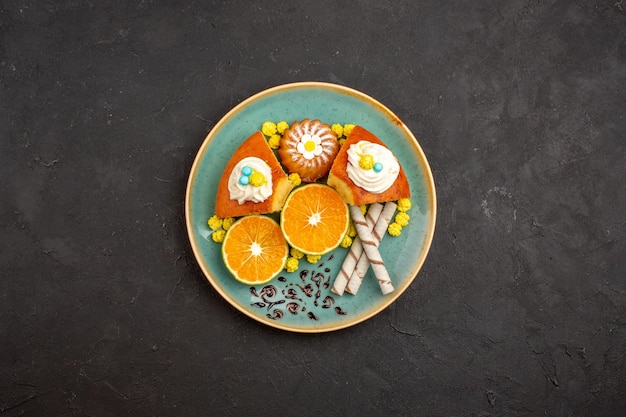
[359,205,367,215]
[249,171,267,186]
[276,121,289,134]
[359,154,375,170]
[207,215,222,230]
[304,140,316,152]
[331,123,343,138]
[343,124,355,136]
[268,134,281,149]
[261,121,277,136]
[347,222,357,238]
[288,173,301,186]
[397,198,412,212]
[290,247,304,259]
[211,229,226,243]
[306,254,321,264]
[340,235,353,248]
[395,212,410,227]
[285,257,299,272]
[388,222,402,237]
[222,217,236,230]
[338,138,346,146]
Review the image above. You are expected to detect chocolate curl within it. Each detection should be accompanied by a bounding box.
[348,205,394,295]
[346,202,397,295]
[331,203,384,296]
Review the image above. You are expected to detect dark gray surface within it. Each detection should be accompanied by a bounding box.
[2,1,625,416]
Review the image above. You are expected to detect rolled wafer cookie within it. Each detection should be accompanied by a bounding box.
[346,202,397,295]
[348,205,394,295]
[331,203,384,295]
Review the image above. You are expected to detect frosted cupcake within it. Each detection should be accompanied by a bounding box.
[278,119,340,182]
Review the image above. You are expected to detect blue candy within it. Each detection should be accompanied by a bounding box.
[239,175,250,186]
[241,165,253,176]
[373,162,383,172]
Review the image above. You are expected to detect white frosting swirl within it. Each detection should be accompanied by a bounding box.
[346,141,399,194]
[227,157,273,204]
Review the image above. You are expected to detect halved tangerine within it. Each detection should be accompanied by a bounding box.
[221,215,288,285]
[280,184,350,255]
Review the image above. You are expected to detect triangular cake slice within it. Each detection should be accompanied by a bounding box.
[215,131,295,218]
[327,126,410,205]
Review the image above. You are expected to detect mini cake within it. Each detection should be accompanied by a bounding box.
[215,131,295,218]
[327,126,410,205]
[277,119,340,182]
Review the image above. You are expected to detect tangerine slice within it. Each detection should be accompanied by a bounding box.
[280,184,350,255]
[222,215,288,285]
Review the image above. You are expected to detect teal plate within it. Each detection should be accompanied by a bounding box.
[185,82,436,333]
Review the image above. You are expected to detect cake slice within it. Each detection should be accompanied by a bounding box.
[215,131,295,218]
[327,126,410,205]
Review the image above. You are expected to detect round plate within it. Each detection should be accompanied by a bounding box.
[185,82,436,333]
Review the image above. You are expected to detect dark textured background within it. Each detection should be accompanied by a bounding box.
[1,1,625,416]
